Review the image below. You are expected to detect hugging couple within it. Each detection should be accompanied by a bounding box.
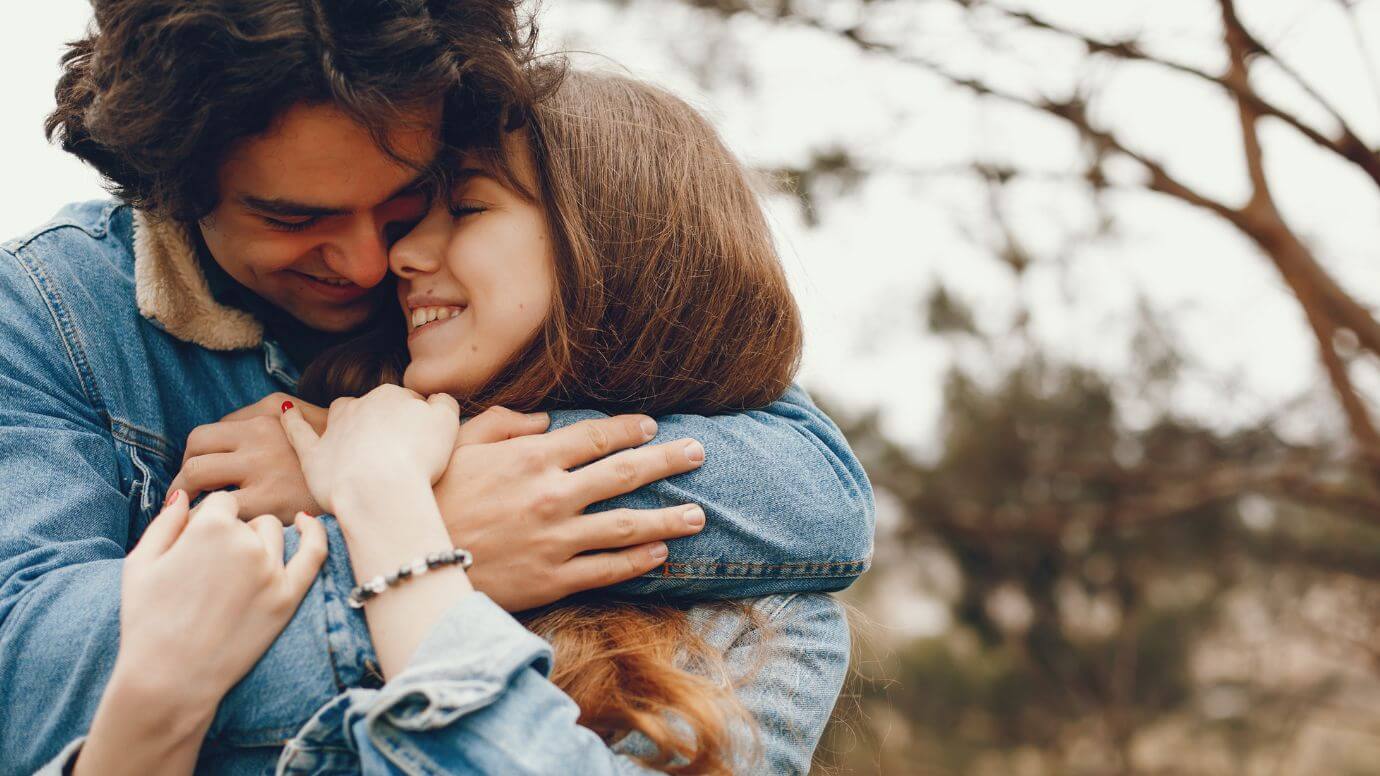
[0,2,874,775]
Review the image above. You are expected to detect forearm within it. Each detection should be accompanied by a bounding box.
[74,670,216,776]
[333,477,474,679]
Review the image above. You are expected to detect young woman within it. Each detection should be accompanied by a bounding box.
[67,71,851,776]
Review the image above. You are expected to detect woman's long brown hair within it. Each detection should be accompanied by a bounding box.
[301,70,803,774]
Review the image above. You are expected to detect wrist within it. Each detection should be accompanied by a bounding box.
[99,663,217,742]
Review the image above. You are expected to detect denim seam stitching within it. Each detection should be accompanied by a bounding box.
[110,418,177,462]
[6,218,110,253]
[1,246,109,423]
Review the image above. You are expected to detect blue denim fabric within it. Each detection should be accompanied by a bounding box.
[275,593,848,776]
[2,201,873,775]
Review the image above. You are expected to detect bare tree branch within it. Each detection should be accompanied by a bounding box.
[952,0,1380,190]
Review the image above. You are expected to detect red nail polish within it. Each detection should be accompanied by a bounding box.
[163,489,182,507]
[281,400,294,413]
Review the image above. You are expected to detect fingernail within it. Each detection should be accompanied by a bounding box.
[640,418,658,439]
[649,542,668,561]
[684,440,705,464]
[683,506,705,528]
[163,489,182,507]
[281,400,294,413]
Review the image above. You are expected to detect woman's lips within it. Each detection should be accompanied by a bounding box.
[288,271,372,302]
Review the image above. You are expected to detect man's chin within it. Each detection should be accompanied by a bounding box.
[289,300,380,334]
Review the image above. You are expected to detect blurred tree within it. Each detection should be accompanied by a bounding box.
[553,0,1380,771]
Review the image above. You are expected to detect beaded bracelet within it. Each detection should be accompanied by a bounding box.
[347,548,474,609]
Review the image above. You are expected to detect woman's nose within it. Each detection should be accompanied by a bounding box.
[389,203,450,279]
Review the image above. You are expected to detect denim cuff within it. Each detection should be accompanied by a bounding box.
[34,736,84,775]
[365,592,553,732]
[279,593,551,774]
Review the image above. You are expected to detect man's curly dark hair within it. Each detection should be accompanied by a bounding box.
[45,0,559,222]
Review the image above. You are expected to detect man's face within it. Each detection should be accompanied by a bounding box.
[199,101,442,333]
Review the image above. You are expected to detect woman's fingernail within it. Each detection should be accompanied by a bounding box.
[683,506,705,528]
[640,418,658,439]
[281,400,295,413]
[163,489,183,508]
[649,542,668,561]
[684,440,705,464]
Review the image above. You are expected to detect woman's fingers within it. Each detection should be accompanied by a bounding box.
[247,514,284,563]
[561,542,671,593]
[284,513,328,598]
[279,403,320,462]
[130,490,191,559]
[575,504,706,551]
[192,491,240,523]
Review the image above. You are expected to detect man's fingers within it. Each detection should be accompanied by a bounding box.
[171,452,251,500]
[573,504,706,552]
[561,542,669,593]
[284,513,328,598]
[279,404,319,462]
[458,406,550,446]
[130,490,191,559]
[569,438,705,506]
[181,421,240,463]
[544,415,660,469]
[248,514,285,563]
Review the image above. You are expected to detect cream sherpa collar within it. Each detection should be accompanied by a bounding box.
[133,211,264,351]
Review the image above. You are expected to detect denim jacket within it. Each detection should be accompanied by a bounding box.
[275,593,848,776]
[0,201,873,774]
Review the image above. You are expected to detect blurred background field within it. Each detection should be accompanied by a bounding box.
[4,1,1380,773]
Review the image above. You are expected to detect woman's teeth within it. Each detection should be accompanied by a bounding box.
[410,306,464,330]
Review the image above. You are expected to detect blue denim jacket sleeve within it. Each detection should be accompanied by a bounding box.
[0,244,376,773]
[551,386,876,598]
[278,592,848,776]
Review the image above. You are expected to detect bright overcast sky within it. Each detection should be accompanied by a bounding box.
[2,0,1377,453]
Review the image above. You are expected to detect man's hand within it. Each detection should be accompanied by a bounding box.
[170,393,327,522]
[437,407,709,612]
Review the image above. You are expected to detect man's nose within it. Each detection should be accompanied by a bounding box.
[323,218,391,288]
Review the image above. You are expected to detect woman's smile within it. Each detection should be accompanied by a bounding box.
[407,305,468,341]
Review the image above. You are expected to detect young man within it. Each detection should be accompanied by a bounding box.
[1,2,873,772]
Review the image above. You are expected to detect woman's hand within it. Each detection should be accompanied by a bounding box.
[281,385,471,679]
[280,384,460,517]
[75,490,327,776]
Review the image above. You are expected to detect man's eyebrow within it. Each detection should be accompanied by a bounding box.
[238,171,435,218]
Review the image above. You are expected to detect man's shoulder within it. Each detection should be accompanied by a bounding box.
[1,200,137,314]
[2,199,134,274]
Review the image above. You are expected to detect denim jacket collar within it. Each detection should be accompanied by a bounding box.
[132,210,264,351]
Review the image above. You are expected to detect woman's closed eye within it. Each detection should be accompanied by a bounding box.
[447,201,488,219]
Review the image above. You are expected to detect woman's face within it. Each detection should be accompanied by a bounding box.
[389,141,555,397]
